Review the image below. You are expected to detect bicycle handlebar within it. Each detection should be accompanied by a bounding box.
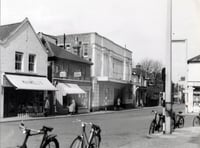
[152,110,157,114]
[19,122,41,134]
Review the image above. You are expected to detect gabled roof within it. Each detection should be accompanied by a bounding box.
[188,55,200,64]
[38,32,57,40]
[0,18,48,54]
[47,41,92,65]
[0,22,22,41]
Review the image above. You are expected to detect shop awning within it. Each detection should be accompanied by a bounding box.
[56,83,86,95]
[5,74,57,91]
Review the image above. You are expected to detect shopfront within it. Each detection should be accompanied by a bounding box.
[192,87,200,112]
[55,82,91,114]
[2,74,57,117]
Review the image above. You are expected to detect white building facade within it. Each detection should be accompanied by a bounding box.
[186,55,200,113]
[48,32,133,110]
[0,18,56,117]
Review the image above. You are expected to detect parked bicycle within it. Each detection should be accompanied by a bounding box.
[17,122,59,148]
[171,111,184,129]
[70,119,101,148]
[193,112,200,126]
[149,110,164,134]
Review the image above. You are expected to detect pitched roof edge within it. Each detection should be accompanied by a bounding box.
[47,41,92,65]
[188,55,200,64]
[0,18,28,45]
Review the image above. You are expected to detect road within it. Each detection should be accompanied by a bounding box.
[0,104,195,148]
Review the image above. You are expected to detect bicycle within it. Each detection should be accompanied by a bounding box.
[17,122,59,148]
[149,110,164,134]
[193,112,200,126]
[70,119,101,148]
[171,111,184,129]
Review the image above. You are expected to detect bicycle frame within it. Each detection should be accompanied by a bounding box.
[71,119,101,148]
[152,110,163,131]
[18,123,57,148]
[80,122,96,148]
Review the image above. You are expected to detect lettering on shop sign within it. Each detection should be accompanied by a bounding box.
[22,80,42,85]
[74,72,81,77]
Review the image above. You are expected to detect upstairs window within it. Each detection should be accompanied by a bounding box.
[15,52,23,71]
[28,54,36,72]
[83,43,89,57]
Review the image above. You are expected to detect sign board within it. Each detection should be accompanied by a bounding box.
[59,71,66,78]
[74,72,81,78]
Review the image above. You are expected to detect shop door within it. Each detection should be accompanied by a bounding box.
[4,87,18,117]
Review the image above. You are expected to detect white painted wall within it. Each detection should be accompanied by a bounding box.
[0,21,48,117]
[0,22,47,76]
[188,63,200,82]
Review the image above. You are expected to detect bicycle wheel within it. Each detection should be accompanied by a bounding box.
[193,116,200,127]
[171,118,175,130]
[149,121,155,134]
[158,118,163,132]
[90,135,100,148]
[70,136,83,148]
[42,138,59,148]
[178,117,184,128]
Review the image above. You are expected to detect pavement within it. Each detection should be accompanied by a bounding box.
[1,105,200,148]
[0,106,161,123]
[120,127,200,148]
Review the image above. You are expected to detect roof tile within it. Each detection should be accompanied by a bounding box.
[47,41,92,65]
[0,22,21,41]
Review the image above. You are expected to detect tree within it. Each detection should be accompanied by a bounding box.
[139,58,163,85]
[138,58,163,106]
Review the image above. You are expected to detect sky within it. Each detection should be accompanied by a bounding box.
[1,0,200,82]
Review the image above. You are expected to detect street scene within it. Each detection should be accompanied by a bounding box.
[1,104,199,148]
[1,0,200,148]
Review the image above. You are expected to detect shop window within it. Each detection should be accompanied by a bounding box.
[28,54,36,72]
[15,52,23,71]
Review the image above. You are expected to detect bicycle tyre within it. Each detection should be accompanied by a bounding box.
[70,136,83,148]
[149,121,155,134]
[178,117,184,128]
[158,118,163,132]
[42,138,59,148]
[171,118,175,130]
[90,134,100,148]
[193,116,200,127]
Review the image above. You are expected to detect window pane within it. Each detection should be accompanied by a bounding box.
[15,52,23,70]
[28,54,35,72]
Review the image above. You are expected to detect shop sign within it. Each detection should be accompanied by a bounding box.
[74,72,81,78]
[59,71,66,78]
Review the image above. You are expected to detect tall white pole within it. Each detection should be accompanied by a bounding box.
[0,0,1,25]
[165,0,172,134]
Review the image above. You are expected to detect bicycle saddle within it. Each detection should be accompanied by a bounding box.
[178,111,183,114]
[92,124,101,131]
[42,126,53,132]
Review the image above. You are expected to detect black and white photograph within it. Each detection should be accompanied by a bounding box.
[0,0,200,147]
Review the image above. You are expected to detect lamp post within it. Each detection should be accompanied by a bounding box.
[165,0,173,134]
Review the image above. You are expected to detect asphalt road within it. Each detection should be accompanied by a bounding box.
[0,104,195,148]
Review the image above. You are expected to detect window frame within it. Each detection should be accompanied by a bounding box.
[28,54,36,72]
[15,52,23,71]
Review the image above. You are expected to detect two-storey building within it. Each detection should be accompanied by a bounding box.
[45,32,133,110]
[40,36,93,114]
[0,18,56,118]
